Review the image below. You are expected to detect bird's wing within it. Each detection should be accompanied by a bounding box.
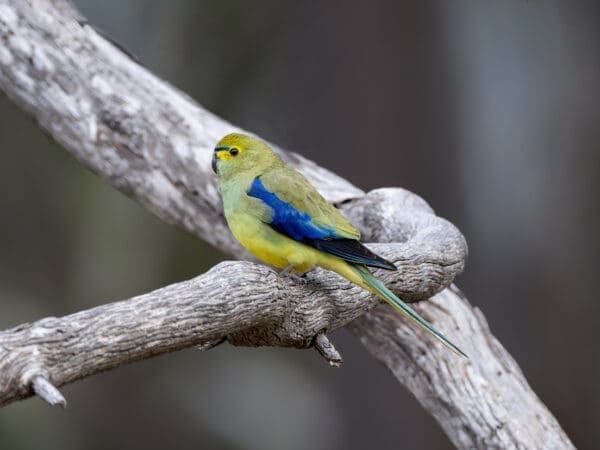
[249,167,358,240]
[248,168,396,270]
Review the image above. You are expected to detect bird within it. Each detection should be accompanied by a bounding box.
[212,133,466,357]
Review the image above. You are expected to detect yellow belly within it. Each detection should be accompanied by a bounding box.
[225,210,369,294]
[227,212,319,272]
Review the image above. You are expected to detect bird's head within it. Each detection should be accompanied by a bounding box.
[212,133,282,180]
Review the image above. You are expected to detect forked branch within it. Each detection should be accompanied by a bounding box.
[0,1,573,448]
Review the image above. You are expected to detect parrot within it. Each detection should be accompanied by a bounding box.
[212,133,466,357]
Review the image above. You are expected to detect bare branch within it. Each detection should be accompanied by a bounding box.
[0,1,574,448]
[351,289,574,449]
[313,333,343,368]
[0,237,459,407]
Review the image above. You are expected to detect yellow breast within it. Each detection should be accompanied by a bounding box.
[227,212,319,273]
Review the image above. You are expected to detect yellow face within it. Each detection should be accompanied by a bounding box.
[211,135,246,175]
[212,133,281,179]
[212,144,242,165]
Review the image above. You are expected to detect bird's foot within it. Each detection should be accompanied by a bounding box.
[278,264,308,284]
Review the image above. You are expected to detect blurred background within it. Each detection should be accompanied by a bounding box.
[1,1,599,448]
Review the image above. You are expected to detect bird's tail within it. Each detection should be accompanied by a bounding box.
[349,263,467,358]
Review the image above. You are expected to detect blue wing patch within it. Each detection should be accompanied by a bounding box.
[248,177,397,270]
[248,177,338,241]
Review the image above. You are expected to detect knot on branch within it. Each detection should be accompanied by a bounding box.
[341,187,468,301]
[0,338,66,408]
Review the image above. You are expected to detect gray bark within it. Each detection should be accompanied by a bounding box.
[0,1,574,449]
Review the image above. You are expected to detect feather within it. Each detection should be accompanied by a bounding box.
[249,177,396,269]
[248,176,342,241]
[351,264,467,357]
[308,239,396,270]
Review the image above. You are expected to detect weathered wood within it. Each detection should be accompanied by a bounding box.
[0,189,466,406]
[351,290,574,449]
[0,1,573,448]
[0,234,458,408]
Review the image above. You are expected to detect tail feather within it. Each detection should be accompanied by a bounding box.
[351,264,468,358]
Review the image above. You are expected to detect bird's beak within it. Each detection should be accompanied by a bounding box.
[211,153,218,174]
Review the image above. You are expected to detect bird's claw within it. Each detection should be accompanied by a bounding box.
[278,264,308,284]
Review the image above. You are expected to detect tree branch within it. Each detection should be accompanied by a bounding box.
[0,193,466,406]
[0,1,573,448]
[0,237,455,408]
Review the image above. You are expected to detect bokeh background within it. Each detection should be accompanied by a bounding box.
[1,1,599,449]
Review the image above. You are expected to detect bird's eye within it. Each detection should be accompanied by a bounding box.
[229,148,239,156]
